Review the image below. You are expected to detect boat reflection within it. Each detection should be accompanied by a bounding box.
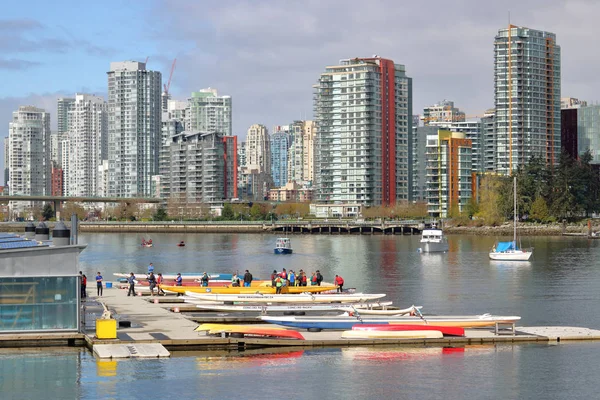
[192,347,305,370]
[341,346,463,362]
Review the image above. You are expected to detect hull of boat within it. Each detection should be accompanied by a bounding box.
[194,301,394,312]
[489,251,532,261]
[341,330,443,339]
[352,324,465,337]
[162,284,335,295]
[274,248,293,254]
[186,292,387,303]
[261,315,520,330]
[420,241,449,253]
[195,324,305,340]
[114,273,236,281]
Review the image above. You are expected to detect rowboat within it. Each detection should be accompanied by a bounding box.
[185,292,387,304]
[163,283,336,295]
[261,314,521,330]
[113,273,235,281]
[351,324,465,337]
[195,324,305,340]
[194,301,395,313]
[341,330,444,339]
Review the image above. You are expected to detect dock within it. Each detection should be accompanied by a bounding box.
[2,285,600,355]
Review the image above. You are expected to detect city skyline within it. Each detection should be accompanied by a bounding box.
[2,1,600,187]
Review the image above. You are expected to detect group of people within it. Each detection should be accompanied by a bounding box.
[268,269,325,293]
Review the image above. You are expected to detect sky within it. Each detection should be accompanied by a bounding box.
[2,0,600,185]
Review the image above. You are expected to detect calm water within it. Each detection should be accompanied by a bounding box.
[3,232,600,399]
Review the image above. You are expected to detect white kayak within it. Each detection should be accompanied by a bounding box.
[341,330,444,339]
[342,305,422,316]
[184,292,386,303]
[194,301,395,313]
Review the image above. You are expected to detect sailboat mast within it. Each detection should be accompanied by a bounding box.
[513,176,517,245]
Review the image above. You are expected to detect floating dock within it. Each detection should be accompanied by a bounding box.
[2,286,600,353]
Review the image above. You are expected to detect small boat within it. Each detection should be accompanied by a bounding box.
[177,241,186,247]
[184,292,387,304]
[195,324,305,340]
[343,305,422,316]
[351,324,465,337]
[261,314,521,330]
[194,301,394,313]
[274,237,293,254]
[341,330,443,339]
[142,243,153,248]
[165,283,336,295]
[419,227,449,253]
[489,177,533,261]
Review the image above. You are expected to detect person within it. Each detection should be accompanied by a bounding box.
[156,273,166,295]
[127,272,136,296]
[148,272,157,296]
[175,273,183,286]
[96,272,103,297]
[274,275,283,294]
[301,271,308,287]
[288,270,295,287]
[148,263,154,274]
[148,239,152,244]
[243,270,253,287]
[310,272,317,286]
[280,268,288,286]
[231,272,240,287]
[271,270,278,287]
[334,274,344,293]
[201,272,209,287]
[316,270,323,286]
[80,272,87,299]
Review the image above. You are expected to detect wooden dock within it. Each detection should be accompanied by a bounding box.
[3,285,600,352]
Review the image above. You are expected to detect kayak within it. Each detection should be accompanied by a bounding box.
[184,292,387,304]
[163,284,336,295]
[341,330,444,339]
[194,301,395,312]
[195,324,305,340]
[261,314,521,330]
[343,305,422,316]
[351,324,465,337]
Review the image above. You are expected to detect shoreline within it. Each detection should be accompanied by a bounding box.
[0,221,597,237]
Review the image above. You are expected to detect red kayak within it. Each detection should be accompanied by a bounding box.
[351,324,465,337]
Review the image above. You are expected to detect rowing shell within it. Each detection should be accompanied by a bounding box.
[341,330,444,339]
[195,324,305,340]
[185,292,386,303]
[351,324,465,337]
[194,302,394,312]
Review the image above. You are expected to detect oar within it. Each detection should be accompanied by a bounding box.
[414,306,428,325]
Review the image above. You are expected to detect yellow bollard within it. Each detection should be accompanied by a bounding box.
[96,318,117,339]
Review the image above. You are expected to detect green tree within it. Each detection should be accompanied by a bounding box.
[221,203,235,220]
[550,151,580,220]
[42,203,54,221]
[153,206,168,221]
[529,195,550,222]
[475,175,506,225]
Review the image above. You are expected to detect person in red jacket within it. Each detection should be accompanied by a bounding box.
[334,274,344,293]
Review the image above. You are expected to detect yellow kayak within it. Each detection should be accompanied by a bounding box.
[161,283,336,295]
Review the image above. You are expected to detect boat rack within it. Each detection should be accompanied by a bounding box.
[495,321,516,336]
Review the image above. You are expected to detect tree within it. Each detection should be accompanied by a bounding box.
[221,203,235,220]
[153,206,169,221]
[530,195,550,222]
[475,175,506,225]
[62,202,87,220]
[42,203,54,221]
[550,151,580,220]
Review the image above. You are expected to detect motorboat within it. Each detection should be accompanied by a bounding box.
[419,228,449,253]
[274,237,293,254]
[489,177,533,261]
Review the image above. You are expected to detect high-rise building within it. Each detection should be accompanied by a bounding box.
[426,130,473,218]
[449,120,484,173]
[314,56,412,206]
[3,136,9,189]
[188,88,232,136]
[107,61,161,197]
[286,120,316,186]
[63,94,108,197]
[8,106,51,197]
[481,109,497,172]
[421,100,466,126]
[561,97,587,109]
[245,124,271,174]
[412,125,438,202]
[51,167,63,196]
[57,98,75,135]
[223,136,238,200]
[494,25,561,174]
[270,127,292,187]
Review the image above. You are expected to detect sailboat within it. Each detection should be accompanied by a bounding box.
[489,177,533,261]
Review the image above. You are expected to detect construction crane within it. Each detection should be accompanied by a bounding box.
[145,56,149,64]
[163,58,177,98]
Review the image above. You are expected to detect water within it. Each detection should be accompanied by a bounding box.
[3,232,600,399]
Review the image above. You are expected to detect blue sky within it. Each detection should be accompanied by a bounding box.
[3,0,600,186]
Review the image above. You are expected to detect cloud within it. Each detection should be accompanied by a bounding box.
[0,18,43,32]
[148,0,600,136]
[0,58,41,70]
